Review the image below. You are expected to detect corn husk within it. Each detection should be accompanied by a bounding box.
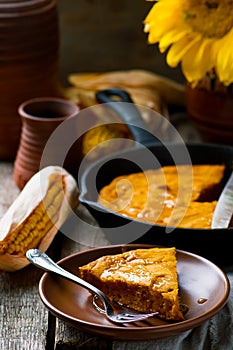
[0,166,79,272]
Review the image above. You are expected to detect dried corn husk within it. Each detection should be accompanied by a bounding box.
[67,69,185,107]
[0,166,79,272]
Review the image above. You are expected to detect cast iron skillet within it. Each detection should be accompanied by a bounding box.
[79,88,233,266]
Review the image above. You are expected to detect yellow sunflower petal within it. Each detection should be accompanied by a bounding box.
[166,34,201,67]
[181,40,215,84]
[144,0,186,43]
[159,28,190,53]
[214,29,233,85]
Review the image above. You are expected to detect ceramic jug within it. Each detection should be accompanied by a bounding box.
[0,0,63,160]
[13,97,79,190]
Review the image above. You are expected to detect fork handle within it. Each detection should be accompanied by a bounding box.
[26,249,110,308]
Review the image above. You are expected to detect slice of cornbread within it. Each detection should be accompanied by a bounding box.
[79,247,184,321]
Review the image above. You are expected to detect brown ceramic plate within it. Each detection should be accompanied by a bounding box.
[38,244,230,341]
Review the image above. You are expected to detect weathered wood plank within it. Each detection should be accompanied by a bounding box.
[0,163,47,349]
[0,266,48,350]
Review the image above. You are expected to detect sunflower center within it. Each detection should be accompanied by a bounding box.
[184,0,233,38]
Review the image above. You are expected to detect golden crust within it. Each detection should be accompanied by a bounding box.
[98,165,225,229]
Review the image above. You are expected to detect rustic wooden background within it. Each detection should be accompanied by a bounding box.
[57,0,184,87]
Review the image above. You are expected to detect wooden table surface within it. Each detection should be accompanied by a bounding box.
[2,117,233,350]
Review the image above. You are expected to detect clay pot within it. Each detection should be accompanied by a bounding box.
[0,0,63,160]
[14,97,79,189]
[186,83,233,145]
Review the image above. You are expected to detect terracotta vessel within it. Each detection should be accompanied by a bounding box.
[0,0,63,160]
[186,83,233,145]
[14,97,79,190]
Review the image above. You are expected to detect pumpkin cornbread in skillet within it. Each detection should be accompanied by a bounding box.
[79,247,184,321]
[97,165,225,228]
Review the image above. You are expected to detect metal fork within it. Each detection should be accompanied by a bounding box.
[26,249,158,324]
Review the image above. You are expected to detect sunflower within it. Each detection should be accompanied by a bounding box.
[144,0,233,87]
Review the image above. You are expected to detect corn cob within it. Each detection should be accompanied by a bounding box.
[82,124,133,160]
[0,166,79,272]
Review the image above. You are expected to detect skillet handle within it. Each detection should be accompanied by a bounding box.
[96,88,160,146]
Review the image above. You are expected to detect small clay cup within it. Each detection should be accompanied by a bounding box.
[14,97,79,189]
